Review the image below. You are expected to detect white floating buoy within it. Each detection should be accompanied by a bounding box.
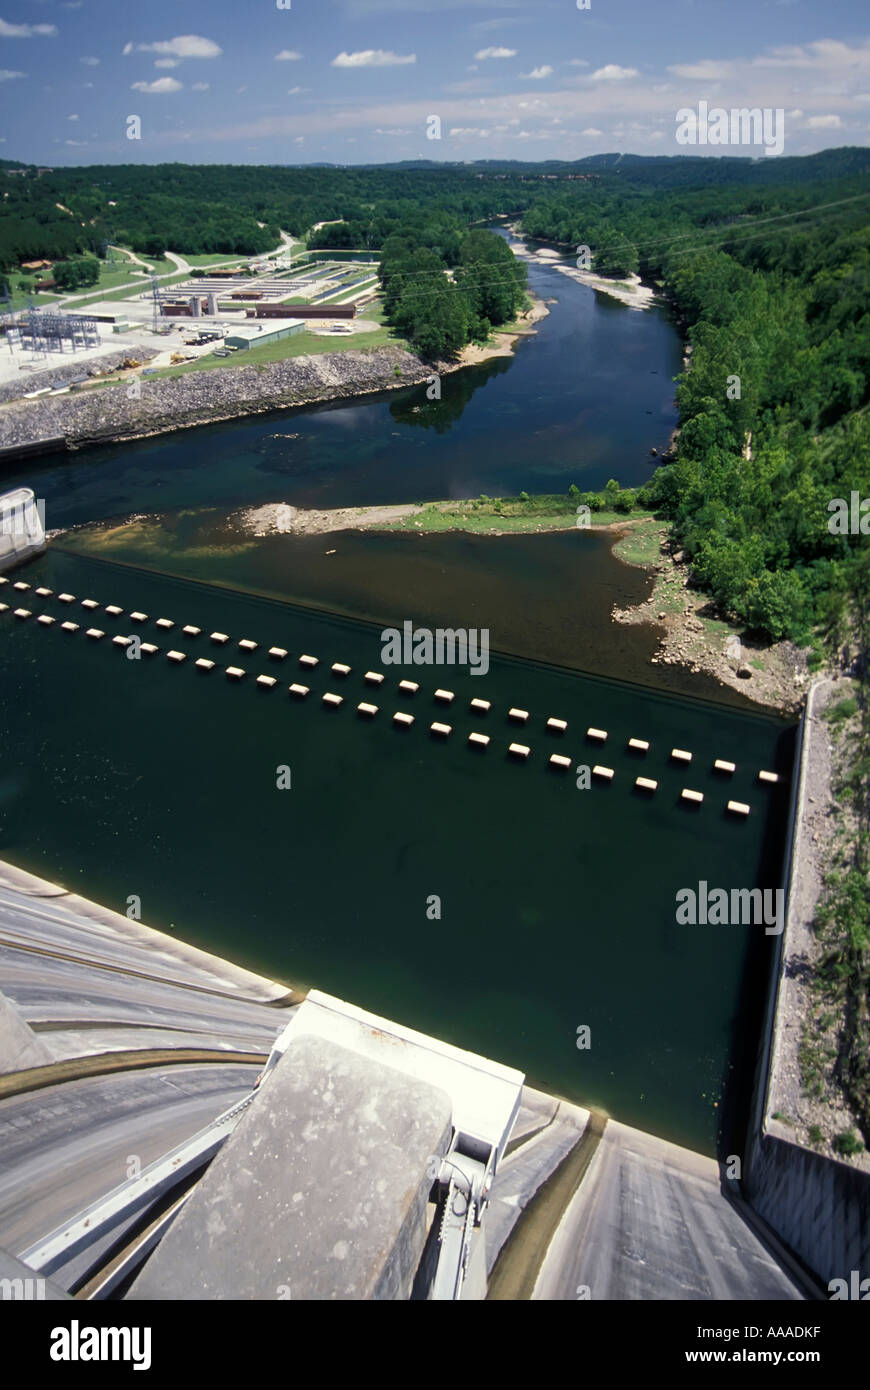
[268,647,288,660]
[681,788,704,805]
[509,708,530,724]
[435,689,455,703]
[0,577,7,585]
[37,614,55,627]
[61,621,79,632]
[299,654,319,668]
[727,800,751,817]
[256,674,277,689]
[105,606,123,617]
[112,634,131,647]
[167,650,186,664]
[635,776,657,792]
[714,759,736,774]
[393,711,414,727]
[85,628,105,640]
[430,721,452,737]
[13,581,29,591]
[156,618,174,631]
[81,599,99,610]
[130,612,148,623]
[470,697,491,714]
[183,625,201,638]
[332,662,351,677]
[322,691,343,708]
[0,603,7,613]
[509,743,531,760]
[357,702,378,718]
[35,587,53,598]
[364,671,385,685]
[58,593,75,604]
[586,727,607,742]
[758,770,779,785]
[195,658,215,672]
[468,731,490,748]
[239,639,258,652]
[628,738,650,753]
[671,748,692,764]
[549,753,572,770]
[546,717,567,734]
[140,642,158,656]
[593,765,614,781]
[289,683,310,698]
[399,679,419,696]
[226,666,246,680]
[211,631,229,644]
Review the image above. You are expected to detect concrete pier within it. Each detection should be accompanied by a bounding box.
[593,765,614,781]
[167,650,187,664]
[393,711,414,728]
[211,632,230,645]
[239,640,258,653]
[156,619,174,631]
[546,717,567,734]
[37,615,55,627]
[635,776,657,793]
[399,680,419,696]
[332,663,351,677]
[470,698,491,714]
[256,675,277,689]
[58,594,75,604]
[727,800,750,816]
[322,692,343,708]
[508,743,531,761]
[85,628,105,640]
[226,666,246,680]
[758,770,779,784]
[549,754,572,770]
[269,648,288,661]
[509,708,529,724]
[468,732,490,748]
[183,626,202,638]
[671,748,692,764]
[289,683,309,698]
[430,722,451,738]
[195,659,215,672]
[60,621,79,633]
[435,690,455,704]
[365,672,385,686]
[714,759,736,774]
[586,727,607,743]
[81,599,99,610]
[130,612,148,623]
[106,606,124,617]
[357,703,378,718]
[13,608,31,619]
[628,738,649,753]
[681,788,703,805]
[300,655,319,669]
[141,642,158,656]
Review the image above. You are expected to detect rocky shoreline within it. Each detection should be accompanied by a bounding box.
[0,301,549,456]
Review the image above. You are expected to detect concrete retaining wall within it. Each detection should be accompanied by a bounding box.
[743,678,870,1288]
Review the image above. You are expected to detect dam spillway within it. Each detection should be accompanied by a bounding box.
[0,549,794,1155]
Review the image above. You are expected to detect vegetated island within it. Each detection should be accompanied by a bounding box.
[235,486,809,716]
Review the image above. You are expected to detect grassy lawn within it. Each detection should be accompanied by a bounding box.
[384,495,654,535]
[184,253,249,268]
[147,322,406,379]
[611,515,665,566]
[64,271,192,307]
[5,287,62,311]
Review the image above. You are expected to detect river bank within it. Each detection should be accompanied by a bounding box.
[505,223,657,310]
[0,297,549,455]
[231,496,807,715]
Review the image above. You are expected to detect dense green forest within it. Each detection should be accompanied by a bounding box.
[519,159,870,647]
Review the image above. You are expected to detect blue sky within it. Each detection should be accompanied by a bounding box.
[0,0,868,164]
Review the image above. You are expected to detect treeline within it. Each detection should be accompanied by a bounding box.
[379,224,527,358]
[521,162,870,643]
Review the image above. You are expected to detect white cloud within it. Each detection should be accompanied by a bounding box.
[332,49,416,67]
[155,59,180,68]
[591,64,639,81]
[806,112,842,127]
[581,126,604,135]
[521,65,553,80]
[80,56,100,67]
[275,50,302,61]
[123,35,221,59]
[287,86,307,95]
[64,139,85,146]
[131,77,183,93]
[191,82,209,91]
[68,113,79,121]
[0,69,26,81]
[475,46,516,60]
[374,126,410,135]
[568,59,589,67]
[0,18,56,37]
[667,60,735,80]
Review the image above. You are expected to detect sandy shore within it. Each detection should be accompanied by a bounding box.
[506,229,657,311]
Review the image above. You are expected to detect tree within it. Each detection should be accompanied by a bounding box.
[52,256,100,291]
